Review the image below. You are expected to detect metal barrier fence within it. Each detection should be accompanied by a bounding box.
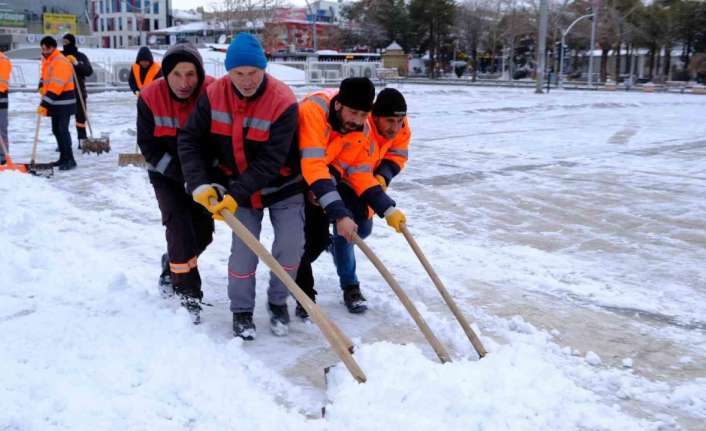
[9,57,382,90]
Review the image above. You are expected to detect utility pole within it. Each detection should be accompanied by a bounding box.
[559,12,595,88]
[588,0,599,87]
[535,0,549,93]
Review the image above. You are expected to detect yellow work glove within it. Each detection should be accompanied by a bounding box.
[192,184,237,220]
[37,106,48,116]
[66,55,77,65]
[375,174,388,192]
[385,208,406,233]
[38,87,45,96]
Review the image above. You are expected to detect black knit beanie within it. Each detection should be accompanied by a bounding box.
[337,77,375,112]
[372,88,407,117]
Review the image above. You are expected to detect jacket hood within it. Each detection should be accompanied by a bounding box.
[135,46,154,64]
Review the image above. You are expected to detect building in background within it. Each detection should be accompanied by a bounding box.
[89,0,170,48]
[0,1,97,50]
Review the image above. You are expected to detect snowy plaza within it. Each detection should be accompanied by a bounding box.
[1,79,705,430]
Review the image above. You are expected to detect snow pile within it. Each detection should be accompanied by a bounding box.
[326,342,648,430]
[1,165,654,430]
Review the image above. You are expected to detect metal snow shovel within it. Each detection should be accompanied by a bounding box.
[351,232,452,364]
[400,225,487,358]
[118,143,146,167]
[72,71,110,155]
[118,118,146,167]
[27,115,54,177]
[211,197,367,383]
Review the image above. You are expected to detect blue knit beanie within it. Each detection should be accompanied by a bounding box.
[225,32,267,71]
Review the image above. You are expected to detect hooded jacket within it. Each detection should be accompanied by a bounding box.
[61,33,92,99]
[129,47,162,93]
[137,44,214,184]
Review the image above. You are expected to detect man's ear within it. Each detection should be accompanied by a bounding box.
[334,100,341,112]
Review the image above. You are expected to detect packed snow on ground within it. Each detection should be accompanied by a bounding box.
[1,85,705,430]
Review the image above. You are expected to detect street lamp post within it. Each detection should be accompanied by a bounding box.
[559,12,595,88]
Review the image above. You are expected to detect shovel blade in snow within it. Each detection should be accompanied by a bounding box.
[80,137,111,155]
[28,162,54,178]
[117,153,146,167]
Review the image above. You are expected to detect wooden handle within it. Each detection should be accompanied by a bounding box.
[30,115,41,166]
[401,225,487,358]
[211,198,366,382]
[72,71,93,138]
[352,232,452,364]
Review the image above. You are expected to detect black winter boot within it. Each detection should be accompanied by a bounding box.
[233,312,256,340]
[343,284,367,314]
[268,302,290,336]
[179,294,202,325]
[158,253,173,297]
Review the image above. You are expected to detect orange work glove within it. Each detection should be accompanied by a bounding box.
[385,208,406,233]
[37,106,48,116]
[375,174,388,192]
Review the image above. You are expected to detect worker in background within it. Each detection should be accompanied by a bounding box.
[62,33,93,147]
[38,36,77,171]
[0,49,11,164]
[129,47,162,96]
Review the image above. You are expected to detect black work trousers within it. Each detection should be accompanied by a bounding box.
[151,173,214,299]
[51,113,74,165]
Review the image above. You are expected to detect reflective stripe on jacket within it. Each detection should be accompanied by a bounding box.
[137,75,215,182]
[178,74,302,209]
[39,49,76,116]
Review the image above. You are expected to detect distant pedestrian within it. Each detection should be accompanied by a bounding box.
[129,47,162,96]
[39,36,77,171]
[0,49,11,164]
[62,33,93,147]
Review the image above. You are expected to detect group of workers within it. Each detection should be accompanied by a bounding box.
[138,33,411,340]
[0,34,161,169]
[3,32,412,341]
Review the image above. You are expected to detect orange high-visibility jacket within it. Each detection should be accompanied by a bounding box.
[367,116,410,186]
[132,62,161,90]
[0,52,11,110]
[298,89,353,221]
[39,49,76,116]
[329,128,397,219]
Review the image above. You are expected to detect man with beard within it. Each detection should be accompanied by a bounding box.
[295,78,407,317]
[137,43,216,323]
[61,33,93,147]
[38,36,77,171]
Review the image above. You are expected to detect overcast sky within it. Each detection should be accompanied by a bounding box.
[171,0,308,10]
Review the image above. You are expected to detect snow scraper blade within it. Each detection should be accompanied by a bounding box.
[118,144,146,167]
[80,136,111,155]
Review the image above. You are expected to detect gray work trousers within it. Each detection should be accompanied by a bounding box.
[228,193,305,313]
[0,109,7,160]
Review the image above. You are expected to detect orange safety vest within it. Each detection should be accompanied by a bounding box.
[207,75,297,208]
[0,52,11,110]
[39,49,76,115]
[141,75,214,138]
[367,115,410,171]
[0,52,11,93]
[132,62,161,90]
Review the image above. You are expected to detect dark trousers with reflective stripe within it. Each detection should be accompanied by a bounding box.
[51,113,75,165]
[151,174,214,299]
[74,92,87,140]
